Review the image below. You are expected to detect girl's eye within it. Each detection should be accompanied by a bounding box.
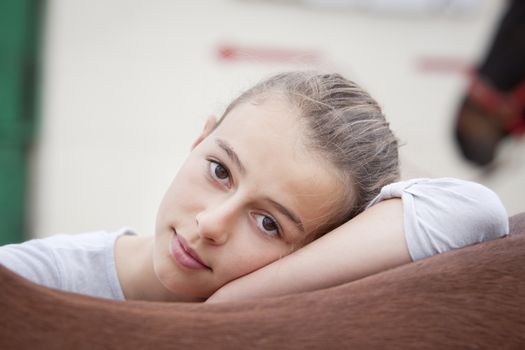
[254,214,280,237]
[209,160,231,186]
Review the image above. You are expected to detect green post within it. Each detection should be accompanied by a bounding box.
[0,0,42,244]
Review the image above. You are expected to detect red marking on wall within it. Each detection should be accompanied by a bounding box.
[417,56,473,76]
[217,44,322,64]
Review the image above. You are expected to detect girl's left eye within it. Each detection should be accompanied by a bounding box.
[209,160,231,187]
[254,213,280,238]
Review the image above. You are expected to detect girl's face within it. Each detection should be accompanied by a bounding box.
[154,97,342,300]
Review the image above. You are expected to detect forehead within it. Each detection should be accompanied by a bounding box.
[211,98,342,234]
[223,97,305,150]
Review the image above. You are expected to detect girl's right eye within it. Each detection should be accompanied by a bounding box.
[209,160,231,187]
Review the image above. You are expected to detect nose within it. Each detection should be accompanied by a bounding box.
[195,200,238,245]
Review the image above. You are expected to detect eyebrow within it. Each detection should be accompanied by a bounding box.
[216,139,246,175]
[215,138,305,234]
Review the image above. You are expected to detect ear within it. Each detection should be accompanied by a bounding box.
[191,115,218,150]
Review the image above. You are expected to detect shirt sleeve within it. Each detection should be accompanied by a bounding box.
[0,238,62,288]
[367,178,509,261]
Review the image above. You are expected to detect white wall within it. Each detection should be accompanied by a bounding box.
[30,0,524,237]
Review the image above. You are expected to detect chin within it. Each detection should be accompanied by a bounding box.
[151,250,215,301]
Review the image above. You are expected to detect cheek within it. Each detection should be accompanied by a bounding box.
[159,161,207,212]
[220,237,291,281]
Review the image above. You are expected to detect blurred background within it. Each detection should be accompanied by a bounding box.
[1,0,524,243]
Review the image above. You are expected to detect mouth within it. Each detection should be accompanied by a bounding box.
[170,230,211,271]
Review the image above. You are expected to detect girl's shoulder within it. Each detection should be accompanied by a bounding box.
[34,228,137,251]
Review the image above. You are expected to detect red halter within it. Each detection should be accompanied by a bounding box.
[468,75,525,135]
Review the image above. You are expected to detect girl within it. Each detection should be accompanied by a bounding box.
[0,71,509,302]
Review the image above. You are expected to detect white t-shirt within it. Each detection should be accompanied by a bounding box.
[0,178,509,300]
[367,178,509,260]
[0,229,136,300]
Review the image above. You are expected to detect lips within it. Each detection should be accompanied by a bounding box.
[170,231,210,270]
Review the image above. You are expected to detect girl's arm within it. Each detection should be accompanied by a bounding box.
[206,178,509,303]
[208,199,408,302]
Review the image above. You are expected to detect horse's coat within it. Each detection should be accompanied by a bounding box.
[1,213,524,349]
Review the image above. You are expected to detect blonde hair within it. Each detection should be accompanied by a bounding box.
[220,71,400,236]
